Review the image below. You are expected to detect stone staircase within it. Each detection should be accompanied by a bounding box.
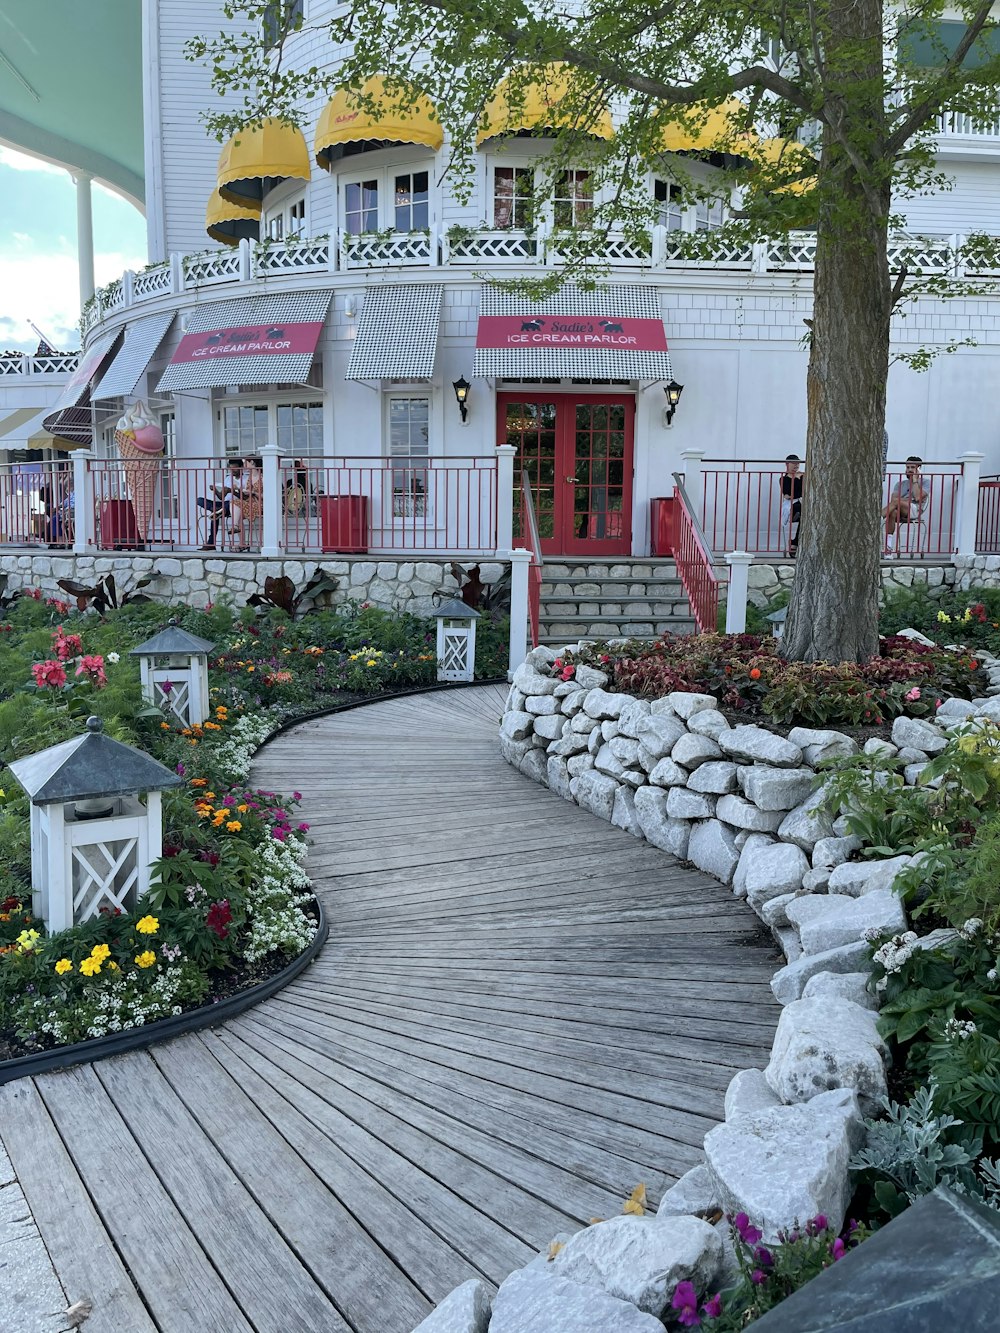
[538,558,697,646]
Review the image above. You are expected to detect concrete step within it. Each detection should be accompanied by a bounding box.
[542,559,680,581]
[539,613,697,643]
[542,579,686,599]
[540,596,690,618]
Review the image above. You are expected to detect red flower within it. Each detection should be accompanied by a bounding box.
[206,899,233,940]
[749,667,761,680]
[970,660,979,671]
[32,659,67,689]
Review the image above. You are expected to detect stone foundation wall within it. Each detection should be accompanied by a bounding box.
[0,554,508,615]
[742,560,958,608]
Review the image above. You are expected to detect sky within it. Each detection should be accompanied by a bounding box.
[0,145,147,354]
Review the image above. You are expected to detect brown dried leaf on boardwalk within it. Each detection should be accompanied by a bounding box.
[622,1182,647,1215]
[547,1240,565,1261]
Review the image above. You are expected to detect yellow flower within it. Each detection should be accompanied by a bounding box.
[54,958,73,975]
[160,722,172,730]
[91,942,111,961]
[135,915,159,935]
[366,660,377,667]
[108,961,119,971]
[16,928,40,952]
[134,951,156,969]
[237,803,249,813]
[205,792,216,800]
[937,610,952,624]
[79,956,102,976]
[204,721,221,731]
[216,808,231,818]
[226,820,242,832]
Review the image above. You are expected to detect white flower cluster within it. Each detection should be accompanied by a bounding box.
[212,712,278,783]
[243,830,316,961]
[23,967,190,1044]
[960,918,984,940]
[873,931,919,991]
[943,1018,978,1041]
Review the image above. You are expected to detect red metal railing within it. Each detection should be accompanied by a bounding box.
[977,477,1000,554]
[520,469,544,648]
[0,460,74,548]
[699,460,962,559]
[89,456,250,552]
[280,456,497,554]
[672,474,719,633]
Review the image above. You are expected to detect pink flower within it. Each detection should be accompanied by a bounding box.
[751,1269,768,1285]
[671,1281,701,1327]
[702,1293,723,1319]
[297,823,310,832]
[272,827,288,842]
[32,659,67,689]
[75,655,107,688]
[52,626,83,661]
[905,687,921,702]
[733,1213,763,1246]
[830,1237,847,1262]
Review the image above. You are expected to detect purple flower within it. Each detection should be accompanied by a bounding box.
[751,1269,768,1286]
[702,1293,723,1319]
[175,762,186,776]
[671,1281,701,1327]
[807,1214,829,1236]
[733,1213,763,1246]
[292,790,302,801]
[272,827,287,842]
[830,1238,846,1262]
[754,1247,774,1269]
[161,680,173,695]
[297,822,310,832]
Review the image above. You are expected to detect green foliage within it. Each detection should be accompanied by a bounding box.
[880,584,1000,653]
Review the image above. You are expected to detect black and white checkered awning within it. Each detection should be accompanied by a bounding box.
[473,284,672,380]
[42,329,120,445]
[155,292,331,392]
[93,311,175,400]
[346,284,443,381]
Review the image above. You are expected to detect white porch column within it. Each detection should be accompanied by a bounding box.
[508,548,532,677]
[261,443,282,556]
[957,451,985,557]
[72,449,93,553]
[725,550,753,633]
[680,449,705,496]
[495,444,516,553]
[74,173,96,308]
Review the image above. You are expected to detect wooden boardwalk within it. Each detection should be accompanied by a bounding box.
[0,685,780,1333]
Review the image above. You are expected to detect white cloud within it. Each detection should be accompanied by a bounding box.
[0,248,147,352]
[0,145,68,177]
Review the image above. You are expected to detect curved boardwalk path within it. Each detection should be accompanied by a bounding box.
[0,686,780,1333]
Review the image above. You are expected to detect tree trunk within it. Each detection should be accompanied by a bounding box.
[782,0,891,663]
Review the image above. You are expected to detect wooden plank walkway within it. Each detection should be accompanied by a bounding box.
[0,685,780,1333]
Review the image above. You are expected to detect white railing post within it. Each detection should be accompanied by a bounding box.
[681,449,705,498]
[508,547,532,677]
[261,443,282,556]
[957,451,984,556]
[122,270,135,307]
[239,236,253,283]
[751,240,769,274]
[724,550,753,633]
[651,224,667,268]
[170,253,184,294]
[73,450,93,553]
[495,444,516,554]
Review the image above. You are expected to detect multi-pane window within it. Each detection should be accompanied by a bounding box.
[221,402,324,458]
[288,198,306,234]
[654,180,684,230]
[696,196,726,230]
[493,166,534,228]
[159,412,177,514]
[221,405,270,457]
[553,170,593,228]
[388,396,430,517]
[263,0,304,51]
[276,403,324,457]
[394,171,429,230]
[265,192,307,240]
[343,178,379,233]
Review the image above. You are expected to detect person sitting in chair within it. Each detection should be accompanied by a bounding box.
[884,456,925,555]
[779,455,804,556]
[197,457,244,549]
[233,456,264,550]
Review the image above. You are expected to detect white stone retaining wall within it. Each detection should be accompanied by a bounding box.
[410,646,1000,1333]
[743,560,960,609]
[0,553,507,616]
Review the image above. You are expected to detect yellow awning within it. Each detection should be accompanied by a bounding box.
[315,76,442,166]
[28,429,82,451]
[0,407,44,440]
[654,98,755,154]
[206,189,262,245]
[477,64,614,145]
[217,118,311,206]
[744,136,817,194]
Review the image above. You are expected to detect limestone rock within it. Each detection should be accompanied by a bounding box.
[802,867,831,893]
[548,732,590,757]
[812,836,862,870]
[636,714,688,760]
[770,940,872,1005]
[759,893,800,929]
[595,744,626,780]
[716,794,784,834]
[574,665,609,690]
[897,746,929,764]
[777,798,835,851]
[738,765,817,812]
[687,761,739,795]
[526,645,558,669]
[570,713,599,734]
[575,771,620,821]
[648,758,688,788]
[666,788,716,821]
[828,855,912,898]
[687,709,731,741]
[567,752,596,777]
[584,688,630,720]
[667,691,718,720]
[501,711,533,742]
[547,756,574,801]
[532,714,567,742]
[656,1164,718,1218]
[512,663,558,696]
[743,842,809,908]
[551,1215,722,1317]
[612,787,643,837]
[732,833,778,899]
[609,736,642,766]
[904,762,928,785]
[602,720,621,741]
[788,889,906,954]
[633,788,690,858]
[559,688,589,715]
[764,997,887,1114]
[489,1268,665,1333]
[936,697,977,722]
[519,749,549,784]
[787,727,858,766]
[724,1067,782,1121]
[617,699,653,738]
[704,1090,863,1242]
[411,1280,492,1333]
[862,737,898,759]
[687,819,740,884]
[802,970,877,1010]
[671,733,723,770]
[719,726,804,768]
[891,715,947,754]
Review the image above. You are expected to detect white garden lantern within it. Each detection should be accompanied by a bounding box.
[130,620,215,727]
[434,596,480,683]
[9,716,183,933]
[767,607,787,640]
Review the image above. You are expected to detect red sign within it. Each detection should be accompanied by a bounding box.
[476,315,667,351]
[169,321,324,364]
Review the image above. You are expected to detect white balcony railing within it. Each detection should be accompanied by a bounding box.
[0,352,80,378]
[937,107,1000,139]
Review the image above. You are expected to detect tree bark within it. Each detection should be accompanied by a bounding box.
[782,0,891,663]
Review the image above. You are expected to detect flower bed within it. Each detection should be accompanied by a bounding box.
[0,593,488,1061]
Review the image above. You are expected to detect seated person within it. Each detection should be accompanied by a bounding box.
[884,455,925,552]
[233,456,264,549]
[283,457,311,519]
[197,457,244,549]
[779,455,804,555]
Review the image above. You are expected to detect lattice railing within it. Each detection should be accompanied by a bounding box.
[445,229,539,263]
[341,230,433,268]
[183,250,242,286]
[660,232,755,269]
[886,234,953,273]
[134,265,172,299]
[767,234,818,269]
[257,239,332,274]
[102,279,125,312]
[0,353,79,376]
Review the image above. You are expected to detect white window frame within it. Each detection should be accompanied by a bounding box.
[216,396,327,460]
[262,182,309,241]
[486,153,601,233]
[652,174,729,232]
[384,391,432,521]
[339,162,433,234]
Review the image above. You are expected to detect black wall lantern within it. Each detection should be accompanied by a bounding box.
[663,379,685,427]
[452,376,471,423]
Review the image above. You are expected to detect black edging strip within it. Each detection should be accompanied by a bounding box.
[0,678,507,1085]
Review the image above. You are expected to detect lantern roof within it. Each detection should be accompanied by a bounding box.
[9,717,183,805]
[434,597,480,619]
[130,621,216,657]
[766,607,788,623]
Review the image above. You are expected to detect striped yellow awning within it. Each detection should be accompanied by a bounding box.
[217,118,311,206]
[655,98,755,154]
[0,406,44,440]
[477,64,614,144]
[206,189,262,245]
[315,76,442,167]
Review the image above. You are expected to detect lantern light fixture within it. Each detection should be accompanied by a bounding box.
[433,595,480,682]
[663,379,685,427]
[130,619,215,728]
[452,375,471,423]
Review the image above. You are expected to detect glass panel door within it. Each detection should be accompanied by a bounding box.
[504,398,557,547]
[563,398,632,554]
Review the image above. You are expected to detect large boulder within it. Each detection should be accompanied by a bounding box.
[704,1089,864,1242]
[617,699,653,738]
[665,788,716,821]
[647,758,689,788]
[411,1280,492,1333]
[667,691,719,720]
[533,713,568,741]
[551,1215,722,1317]
[724,1067,782,1120]
[636,714,688,761]
[786,889,907,955]
[719,726,804,767]
[501,711,534,742]
[548,731,590,757]
[609,736,642,766]
[574,771,620,821]
[717,794,784,834]
[812,835,862,870]
[489,1269,665,1332]
[547,755,574,801]
[559,688,589,716]
[584,688,632,720]
[787,727,858,765]
[656,1164,718,1218]
[732,833,779,899]
[802,970,878,1011]
[687,761,739,795]
[770,940,873,1005]
[764,997,887,1114]
[519,749,549,784]
[574,665,609,690]
[687,708,731,740]
[525,694,561,716]
[743,842,810,908]
[633,788,690,858]
[687,819,740,885]
[935,697,977,722]
[512,663,558,696]
[671,733,723,769]
[777,798,836,851]
[738,765,817,812]
[890,715,948,755]
[827,855,912,898]
[612,787,644,837]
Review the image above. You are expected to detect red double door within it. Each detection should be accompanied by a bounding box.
[501,392,635,556]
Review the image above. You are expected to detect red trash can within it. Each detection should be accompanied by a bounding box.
[650,497,675,556]
[319,495,369,553]
[99,499,141,549]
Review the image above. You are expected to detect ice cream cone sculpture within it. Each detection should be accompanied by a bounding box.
[115,402,164,540]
